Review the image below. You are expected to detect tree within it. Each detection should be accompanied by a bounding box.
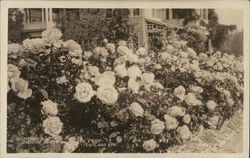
[207,9,237,50]
[8,8,24,43]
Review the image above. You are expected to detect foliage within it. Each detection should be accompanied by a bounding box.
[220,31,243,57]
[8,8,24,43]
[7,28,244,153]
[59,9,137,51]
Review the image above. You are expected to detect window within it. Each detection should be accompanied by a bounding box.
[52,9,59,21]
[133,9,140,16]
[29,9,42,22]
[156,9,162,18]
[165,9,169,20]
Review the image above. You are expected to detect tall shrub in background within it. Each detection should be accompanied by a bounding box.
[59,9,137,51]
[220,31,243,57]
[8,8,24,43]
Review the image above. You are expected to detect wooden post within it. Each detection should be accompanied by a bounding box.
[169,9,173,20]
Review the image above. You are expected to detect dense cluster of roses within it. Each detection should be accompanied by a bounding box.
[7,28,244,153]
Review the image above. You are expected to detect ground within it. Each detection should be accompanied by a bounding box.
[168,109,243,153]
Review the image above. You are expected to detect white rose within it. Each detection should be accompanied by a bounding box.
[154,64,162,70]
[151,119,165,135]
[106,43,115,53]
[56,75,68,84]
[43,116,63,137]
[164,114,179,130]
[168,106,185,117]
[74,82,94,103]
[97,86,118,104]
[208,115,219,129]
[71,58,82,65]
[95,71,116,87]
[63,40,82,57]
[136,47,148,56]
[180,51,188,58]
[8,64,21,79]
[118,40,127,46]
[161,52,172,61]
[184,93,202,106]
[19,59,28,67]
[99,47,108,57]
[190,85,203,93]
[63,138,79,153]
[23,38,46,52]
[8,43,22,54]
[114,63,128,78]
[42,28,62,44]
[127,65,142,79]
[142,139,158,151]
[41,100,58,116]
[10,77,32,99]
[83,51,92,59]
[183,114,191,124]
[117,46,129,55]
[128,78,140,94]
[177,125,191,141]
[141,73,155,85]
[88,66,100,77]
[206,100,217,110]
[173,86,186,101]
[129,102,144,117]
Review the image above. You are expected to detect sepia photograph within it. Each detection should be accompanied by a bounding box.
[1,1,249,157]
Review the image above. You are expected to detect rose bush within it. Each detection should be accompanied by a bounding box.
[7,28,244,153]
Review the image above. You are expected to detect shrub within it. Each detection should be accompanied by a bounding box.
[7,28,243,153]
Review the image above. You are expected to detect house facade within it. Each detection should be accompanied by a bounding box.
[22,8,209,49]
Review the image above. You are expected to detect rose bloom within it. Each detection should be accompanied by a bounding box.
[114,63,128,78]
[142,139,158,151]
[151,119,165,135]
[173,86,186,101]
[198,53,208,64]
[117,46,129,55]
[154,64,162,70]
[183,114,191,124]
[128,78,140,94]
[227,98,234,106]
[187,48,197,59]
[63,40,82,57]
[88,66,100,77]
[118,40,127,46]
[125,50,139,63]
[63,138,79,153]
[74,82,94,103]
[164,114,179,130]
[19,59,28,67]
[190,85,203,93]
[208,115,219,129]
[206,100,217,110]
[99,47,108,57]
[177,125,191,141]
[184,93,202,106]
[43,116,63,137]
[136,47,148,56]
[8,64,21,79]
[56,75,68,84]
[106,43,115,53]
[161,52,172,61]
[127,65,142,79]
[141,73,155,85]
[41,100,58,116]
[71,58,82,65]
[97,86,118,104]
[83,51,92,59]
[168,106,185,117]
[10,77,32,99]
[42,28,62,43]
[8,43,22,54]
[129,102,144,117]
[22,38,46,52]
[189,63,200,71]
[180,51,188,58]
[95,71,116,87]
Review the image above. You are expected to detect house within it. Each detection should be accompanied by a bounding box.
[22,8,209,49]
